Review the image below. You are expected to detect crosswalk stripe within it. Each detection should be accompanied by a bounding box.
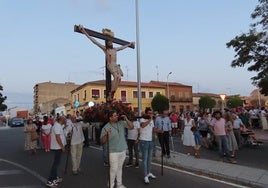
[0,186,45,188]
[0,170,23,175]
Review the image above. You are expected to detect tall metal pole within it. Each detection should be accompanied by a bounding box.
[136,0,142,116]
[167,72,172,111]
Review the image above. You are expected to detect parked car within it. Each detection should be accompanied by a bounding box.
[10,118,25,127]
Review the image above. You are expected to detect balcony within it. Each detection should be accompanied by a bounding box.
[170,95,192,102]
[92,95,100,99]
[120,96,127,102]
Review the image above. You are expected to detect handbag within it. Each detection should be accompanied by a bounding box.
[181,133,184,141]
[31,131,38,141]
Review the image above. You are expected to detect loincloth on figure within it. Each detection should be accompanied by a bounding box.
[107,63,123,77]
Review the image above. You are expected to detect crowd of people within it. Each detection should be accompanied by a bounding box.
[23,113,89,187]
[22,106,267,188]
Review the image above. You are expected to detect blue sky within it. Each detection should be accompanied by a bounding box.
[0,0,259,110]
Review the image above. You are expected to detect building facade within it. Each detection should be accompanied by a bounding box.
[192,93,224,112]
[33,82,79,114]
[150,81,193,113]
[67,80,167,115]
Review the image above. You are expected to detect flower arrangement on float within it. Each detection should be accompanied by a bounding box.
[83,100,136,123]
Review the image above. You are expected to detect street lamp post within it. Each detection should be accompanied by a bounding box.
[167,72,172,110]
[219,94,226,113]
[135,0,142,116]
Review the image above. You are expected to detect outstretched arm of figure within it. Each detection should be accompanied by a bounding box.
[115,42,135,51]
[78,25,106,51]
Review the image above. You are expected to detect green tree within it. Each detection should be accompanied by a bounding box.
[226,0,268,95]
[199,96,216,113]
[226,96,243,109]
[151,93,169,113]
[0,85,7,111]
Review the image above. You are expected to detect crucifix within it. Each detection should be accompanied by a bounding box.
[74,25,135,105]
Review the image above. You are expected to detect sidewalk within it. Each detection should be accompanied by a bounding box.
[153,133,268,188]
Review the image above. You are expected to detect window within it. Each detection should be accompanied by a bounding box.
[149,92,154,98]
[142,91,146,98]
[133,91,138,98]
[178,92,183,98]
[83,90,87,100]
[185,92,190,98]
[92,89,100,98]
[156,92,161,95]
[121,90,126,102]
[77,94,80,102]
[104,90,106,98]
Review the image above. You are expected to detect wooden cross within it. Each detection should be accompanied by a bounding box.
[74,25,134,105]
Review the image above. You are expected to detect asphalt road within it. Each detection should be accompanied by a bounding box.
[0,127,255,188]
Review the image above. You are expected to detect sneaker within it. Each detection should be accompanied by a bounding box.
[144,176,150,184]
[72,170,78,175]
[125,162,133,167]
[117,184,127,188]
[167,155,171,159]
[46,181,57,187]
[227,159,237,164]
[54,177,63,183]
[134,163,139,168]
[147,173,156,179]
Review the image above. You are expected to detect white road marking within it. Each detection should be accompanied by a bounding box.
[0,170,23,175]
[0,159,47,183]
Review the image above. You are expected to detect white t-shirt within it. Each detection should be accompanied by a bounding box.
[261,110,267,117]
[50,121,66,150]
[41,124,52,135]
[139,118,154,141]
[127,121,140,140]
[70,122,85,145]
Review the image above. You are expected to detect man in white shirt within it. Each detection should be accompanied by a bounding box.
[46,116,67,187]
[67,116,85,175]
[139,107,157,184]
[125,118,140,168]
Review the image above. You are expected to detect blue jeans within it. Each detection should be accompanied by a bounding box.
[216,135,231,159]
[48,149,62,181]
[139,140,153,176]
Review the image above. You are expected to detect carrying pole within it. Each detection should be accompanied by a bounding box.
[107,132,111,188]
[161,130,164,176]
[64,133,72,174]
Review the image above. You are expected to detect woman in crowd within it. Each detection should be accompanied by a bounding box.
[24,118,38,155]
[198,113,210,148]
[181,112,196,156]
[224,113,238,158]
[41,116,52,152]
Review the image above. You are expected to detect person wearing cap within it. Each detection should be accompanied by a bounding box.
[209,111,237,164]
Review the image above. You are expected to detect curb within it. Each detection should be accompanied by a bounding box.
[152,150,267,188]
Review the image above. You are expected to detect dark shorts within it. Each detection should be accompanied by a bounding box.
[199,130,208,138]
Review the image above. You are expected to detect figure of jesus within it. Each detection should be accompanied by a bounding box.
[78,25,135,100]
